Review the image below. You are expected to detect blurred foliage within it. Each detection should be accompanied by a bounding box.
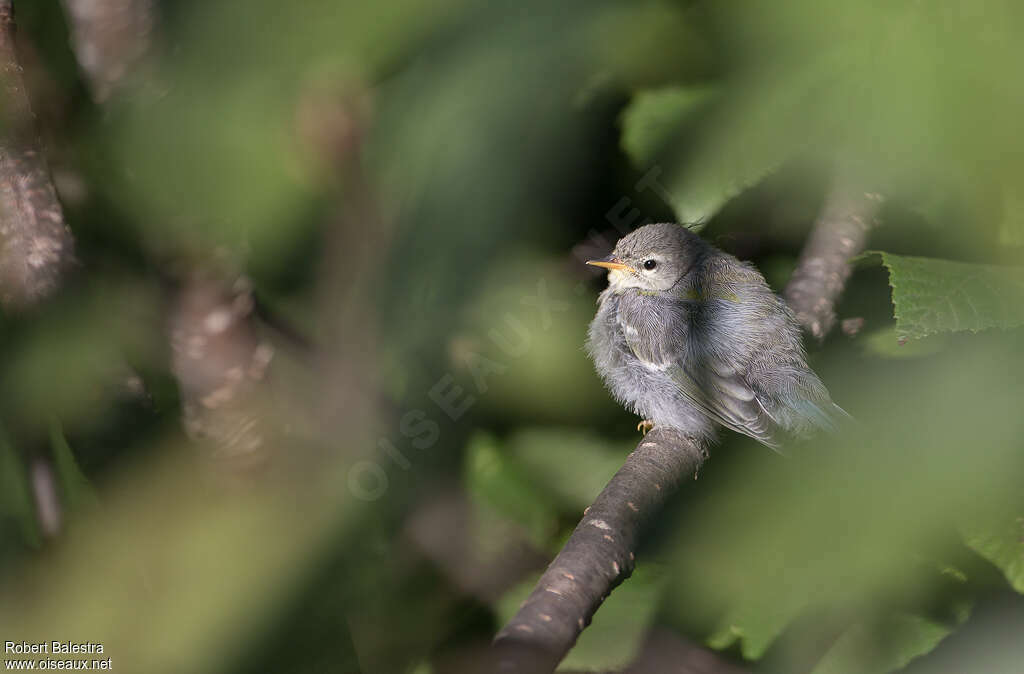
[0,0,1022,673]
[809,609,971,674]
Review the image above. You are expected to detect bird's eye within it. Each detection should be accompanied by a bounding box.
[643,259,657,270]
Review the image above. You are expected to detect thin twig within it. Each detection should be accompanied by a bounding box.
[29,456,61,538]
[492,428,707,672]
[784,177,881,340]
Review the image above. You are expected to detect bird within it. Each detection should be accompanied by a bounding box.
[585,222,844,449]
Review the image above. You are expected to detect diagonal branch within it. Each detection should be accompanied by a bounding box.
[0,0,77,542]
[783,177,881,340]
[492,428,707,672]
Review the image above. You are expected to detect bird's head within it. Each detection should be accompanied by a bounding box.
[587,223,701,293]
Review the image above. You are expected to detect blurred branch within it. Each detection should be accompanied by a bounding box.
[405,486,547,604]
[168,271,275,475]
[0,1,77,541]
[783,176,882,340]
[59,0,154,102]
[28,456,61,538]
[299,80,384,444]
[491,428,707,673]
[0,0,75,310]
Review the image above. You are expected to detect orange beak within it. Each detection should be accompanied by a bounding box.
[586,254,634,272]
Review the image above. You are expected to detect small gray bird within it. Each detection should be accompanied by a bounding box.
[586,223,843,449]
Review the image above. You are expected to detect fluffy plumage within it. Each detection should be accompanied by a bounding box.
[586,223,842,448]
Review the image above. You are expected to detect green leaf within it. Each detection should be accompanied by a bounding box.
[811,608,970,674]
[866,252,1024,340]
[496,565,665,673]
[49,419,98,515]
[960,515,1024,594]
[505,428,630,513]
[464,432,558,548]
[708,597,808,660]
[620,83,788,226]
[0,428,40,548]
[621,86,717,166]
[999,183,1024,247]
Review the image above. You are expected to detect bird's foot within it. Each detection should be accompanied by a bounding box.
[637,419,655,435]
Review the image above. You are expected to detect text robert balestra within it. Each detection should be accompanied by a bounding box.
[5,641,104,654]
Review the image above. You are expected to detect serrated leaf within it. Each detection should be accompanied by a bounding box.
[961,516,1024,594]
[621,86,717,166]
[867,252,1024,340]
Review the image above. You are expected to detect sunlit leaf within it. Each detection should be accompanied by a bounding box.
[708,598,807,660]
[961,515,1024,594]
[49,420,98,515]
[621,86,717,166]
[866,252,1024,340]
[0,428,39,549]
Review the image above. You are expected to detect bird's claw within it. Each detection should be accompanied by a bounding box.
[637,420,654,435]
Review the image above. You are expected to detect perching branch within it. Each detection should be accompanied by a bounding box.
[0,0,75,310]
[492,428,707,672]
[783,176,881,340]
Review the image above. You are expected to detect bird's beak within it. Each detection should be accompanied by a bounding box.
[586,254,634,272]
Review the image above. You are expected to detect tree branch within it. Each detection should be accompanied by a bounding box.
[0,0,75,310]
[783,177,881,340]
[492,428,707,672]
[0,0,78,541]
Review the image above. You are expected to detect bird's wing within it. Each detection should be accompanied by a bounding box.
[668,360,780,449]
[616,297,779,447]
[748,365,847,438]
